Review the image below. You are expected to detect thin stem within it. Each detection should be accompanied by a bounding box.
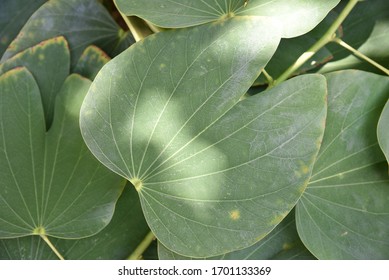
[127,231,155,260]
[274,0,360,85]
[40,234,65,260]
[332,38,389,76]
[262,69,274,86]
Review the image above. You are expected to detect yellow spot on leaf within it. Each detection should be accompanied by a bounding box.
[38,54,45,60]
[282,242,293,250]
[229,210,240,220]
[301,165,309,175]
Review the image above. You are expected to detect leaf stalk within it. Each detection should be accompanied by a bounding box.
[274,0,360,85]
[40,234,65,260]
[332,38,389,76]
[127,231,155,260]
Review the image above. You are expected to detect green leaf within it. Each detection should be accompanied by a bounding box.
[0,0,46,57]
[74,45,110,81]
[158,209,316,260]
[0,36,70,129]
[0,68,124,239]
[296,70,389,259]
[0,184,150,259]
[80,17,326,257]
[1,0,134,69]
[116,0,340,38]
[378,100,389,165]
[320,0,389,74]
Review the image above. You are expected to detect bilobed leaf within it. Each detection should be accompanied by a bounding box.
[0,0,46,57]
[0,36,70,129]
[74,45,110,81]
[80,17,327,257]
[296,70,389,259]
[0,185,149,260]
[0,68,124,239]
[378,100,389,165]
[158,210,315,260]
[1,0,134,69]
[116,0,340,37]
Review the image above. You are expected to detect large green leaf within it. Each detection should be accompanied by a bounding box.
[320,0,389,74]
[0,184,149,259]
[158,209,315,260]
[378,100,389,165]
[80,17,327,257]
[0,0,46,57]
[116,0,340,38]
[0,68,124,239]
[0,37,70,129]
[1,0,134,68]
[296,70,389,259]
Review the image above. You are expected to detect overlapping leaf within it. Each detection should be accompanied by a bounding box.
[0,0,46,57]
[1,0,134,68]
[116,0,340,38]
[378,100,389,165]
[74,45,110,81]
[0,37,70,128]
[0,68,124,239]
[296,70,389,259]
[158,210,315,260]
[0,185,149,259]
[80,17,326,257]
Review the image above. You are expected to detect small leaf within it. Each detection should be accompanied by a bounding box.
[0,68,124,239]
[0,0,46,57]
[0,36,70,129]
[1,0,134,69]
[80,17,326,257]
[158,210,316,260]
[378,100,389,165]
[116,0,340,37]
[296,70,389,259]
[74,45,110,80]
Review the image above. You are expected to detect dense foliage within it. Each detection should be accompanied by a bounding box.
[0,0,388,260]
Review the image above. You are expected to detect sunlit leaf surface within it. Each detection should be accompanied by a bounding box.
[80,17,326,257]
[296,70,389,259]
